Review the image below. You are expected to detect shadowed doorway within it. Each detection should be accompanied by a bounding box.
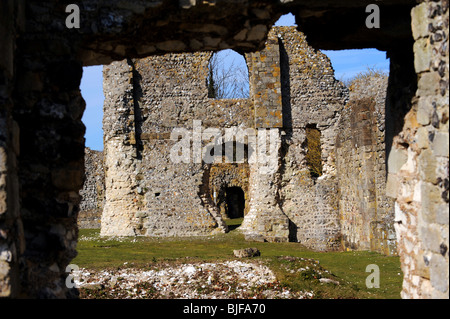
[225,186,245,219]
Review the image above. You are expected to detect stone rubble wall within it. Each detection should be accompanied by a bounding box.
[390,0,449,299]
[78,148,104,229]
[101,27,348,250]
[239,29,289,243]
[101,60,142,236]
[101,53,241,237]
[5,2,86,298]
[336,75,397,255]
[275,27,348,251]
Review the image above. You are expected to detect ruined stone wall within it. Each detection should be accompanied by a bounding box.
[336,75,397,256]
[239,28,289,243]
[239,26,347,248]
[238,27,348,248]
[2,0,86,298]
[390,0,449,298]
[101,35,280,239]
[101,52,254,237]
[101,27,348,251]
[276,27,348,251]
[78,148,104,229]
[101,57,221,237]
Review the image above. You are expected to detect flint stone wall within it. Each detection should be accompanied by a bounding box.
[336,74,397,255]
[390,0,449,299]
[78,148,104,229]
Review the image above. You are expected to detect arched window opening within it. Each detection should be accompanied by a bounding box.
[206,49,249,99]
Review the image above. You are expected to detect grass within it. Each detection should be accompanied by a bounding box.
[73,222,402,299]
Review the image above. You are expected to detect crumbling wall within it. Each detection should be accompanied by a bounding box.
[101,52,254,237]
[6,1,86,298]
[239,27,346,247]
[239,28,289,243]
[100,27,348,251]
[276,27,348,251]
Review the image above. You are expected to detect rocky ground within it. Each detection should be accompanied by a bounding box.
[74,260,315,299]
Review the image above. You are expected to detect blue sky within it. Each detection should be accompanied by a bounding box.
[80,13,390,151]
[80,65,104,151]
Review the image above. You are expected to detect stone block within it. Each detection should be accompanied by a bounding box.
[386,173,399,198]
[420,182,442,223]
[430,253,449,293]
[416,127,429,149]
[420,224,442,253]
[435,204,449,226]
[416,98,432,125]
[247,24,268,41]
[417,72,441,97]
[387,147,408,174]
[418,149,437,184]
[411,3,429,40]
[431,132,449,157]
[233,247,260,258]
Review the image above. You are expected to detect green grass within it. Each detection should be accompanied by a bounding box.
[73,226,402,299]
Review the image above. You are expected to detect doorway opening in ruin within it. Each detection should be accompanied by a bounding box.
[224,186,245,230]
[206,49,249,99]
[225,186,245,219]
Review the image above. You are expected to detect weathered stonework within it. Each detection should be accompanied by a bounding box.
[78,148,104,229]
[273,28,347,251]
[208,163,250,219]
[336,74,397,255]
[100,27,349,251]
[0,0,447,299]
[389,0,449,299]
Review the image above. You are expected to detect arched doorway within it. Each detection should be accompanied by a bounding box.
[225,186,245,219]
